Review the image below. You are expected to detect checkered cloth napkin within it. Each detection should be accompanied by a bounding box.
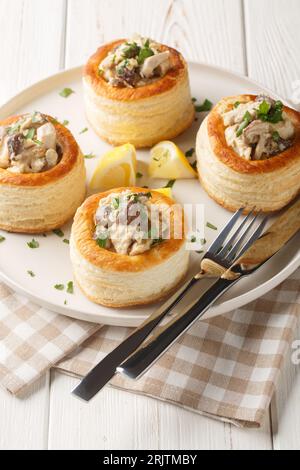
[0,268,299,427]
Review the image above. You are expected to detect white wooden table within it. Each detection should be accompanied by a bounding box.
[0,0,299,450]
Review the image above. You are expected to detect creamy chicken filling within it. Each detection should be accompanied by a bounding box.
[0,112,61,173]
[99,35,171,88]
[94,190,169,256]
[222,96,295,160]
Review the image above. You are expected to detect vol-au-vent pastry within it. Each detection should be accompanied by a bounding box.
[70,187,189,307]
[0,112,86,233]
[83,35,195,148]
[196,94,300,212]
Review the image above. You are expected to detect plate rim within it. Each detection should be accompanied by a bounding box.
[0,61,299,326]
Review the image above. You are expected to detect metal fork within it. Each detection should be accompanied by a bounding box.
[72,208,268,401]
[118,213,270,380]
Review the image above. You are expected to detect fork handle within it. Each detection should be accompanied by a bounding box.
[118,277,234,379]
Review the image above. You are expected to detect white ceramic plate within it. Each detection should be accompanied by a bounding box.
[0,63,299,326]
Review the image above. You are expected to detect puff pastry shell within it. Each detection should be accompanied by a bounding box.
[196,95,300,212]
[83,40,195,148]
[70,187,189,307]
[0,115,86,233]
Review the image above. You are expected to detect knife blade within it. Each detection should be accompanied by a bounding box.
[71,276,198,401]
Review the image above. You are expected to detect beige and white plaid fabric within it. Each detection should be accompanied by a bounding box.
[0,268,299,427]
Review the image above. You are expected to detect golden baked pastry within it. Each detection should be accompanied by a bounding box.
[83,35,195,148]
[0,112,86,233]
[70,187,189,307]
[196,94,300,212]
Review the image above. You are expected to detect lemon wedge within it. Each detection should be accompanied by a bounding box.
[153,187,173,199]
[148,141,197,179]
[89,143,136,192]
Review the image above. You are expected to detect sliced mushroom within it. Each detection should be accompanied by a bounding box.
[140,51,170,78]
[45,148,58,168]
[30,158,46,173]
[243,120,271,145]
[7,133,25,156]
[36,122,56,149]
[273,116,294,139]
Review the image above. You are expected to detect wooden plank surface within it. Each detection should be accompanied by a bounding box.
[65,0,246,73]
[0,0,67,450]
[244,0,300,101]
[0,373,50,449]
[0,0,67,105]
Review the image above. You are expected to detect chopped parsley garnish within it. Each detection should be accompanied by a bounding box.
[191,97,197,102]
[272,131,280,142]
[79,127,88,134]
[191,161,197,170]
[59,88,75,98]
[112,197,120,209]
[196,250,204,254]
[234,101,240,108]
[0,235,5,243]
[137,45,154,65]
[54,284,64,290]
[206,222,218,230]
[27,270,35,277]
[27,239,39,249]
[24,128,35,140]
[136,171,143,178]
[195,99,213,112]
[123,41,140,59]
[96,237,107,248]
[64,300,67,305]
[67,281,74,294]
[63,238,69,244]
[84,153,96,159]
[53,228,64,238]
[257,100,271,117]
[164,179,175,189]
[33,139,43,146]
[200,238,206,245]
[190,235,197,243]
[185,148,195,157]
[236,111,252,137]
[257,100,283,124]
[61,119,69,126]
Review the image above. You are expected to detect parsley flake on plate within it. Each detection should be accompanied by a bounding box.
[27,239,39,249]
[59,88,75,98]
[185,148,195,157]
[195,99,213,112]
[67,281,74,294]
[164,179,175,189]
[54,284,64,291]
[206,222,218,231]
[27,270,35,277]
[79,127,88,134]
[63,238,70,244]
[53,228,64,238]
[0,235,5,243]
[84,153,96,159]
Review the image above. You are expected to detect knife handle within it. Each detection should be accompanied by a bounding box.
[119,278,233,379]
